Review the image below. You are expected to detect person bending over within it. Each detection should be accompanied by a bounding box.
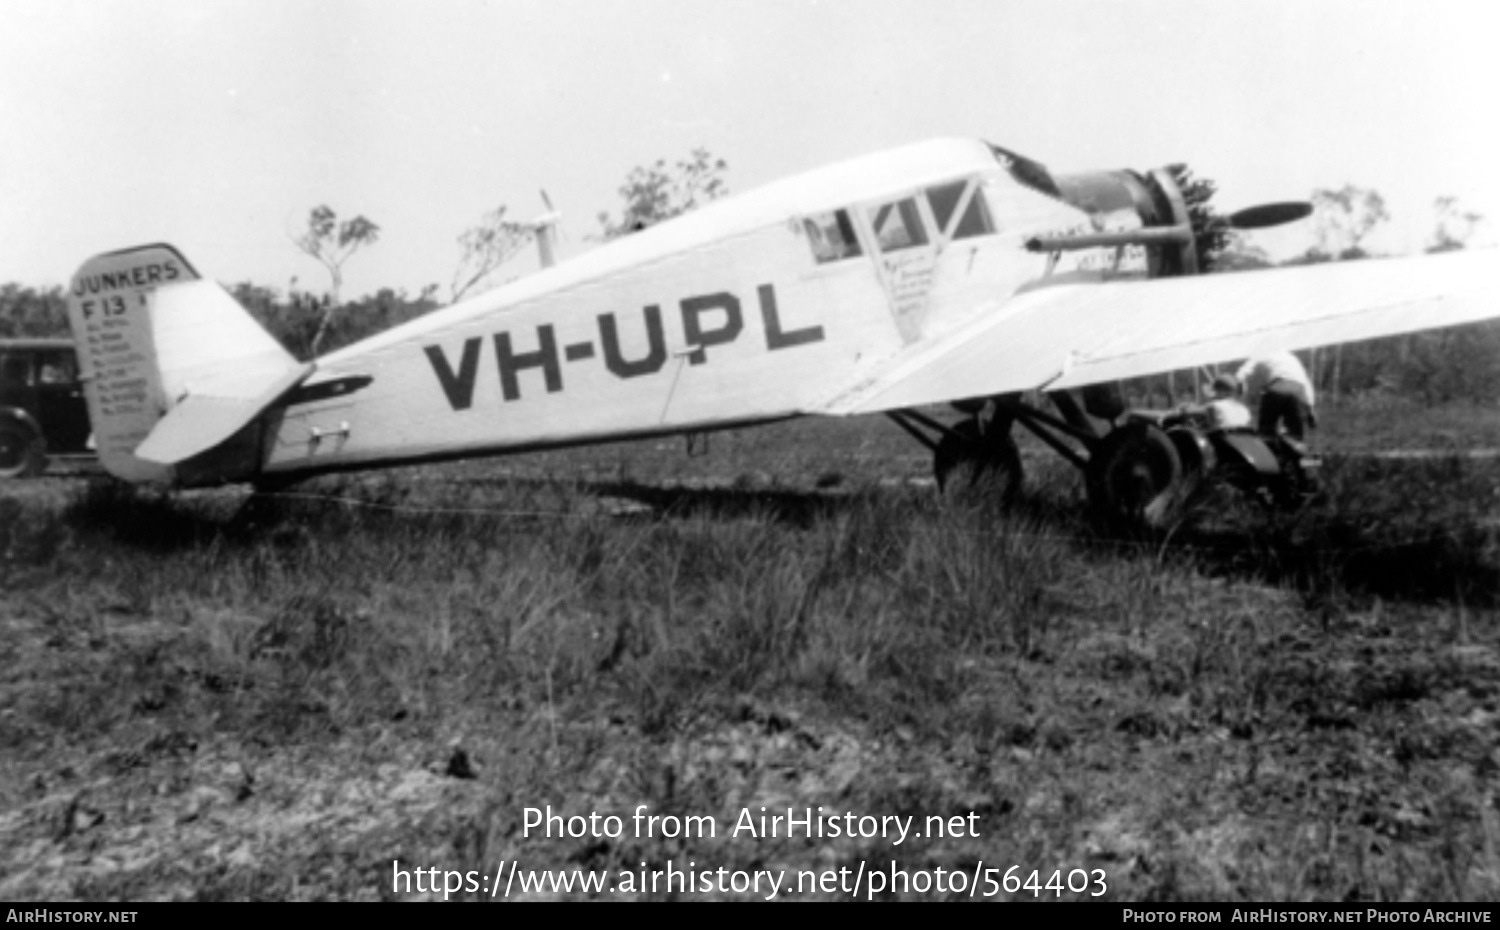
[1236,350,1317,450]
[1169,373,1252,431]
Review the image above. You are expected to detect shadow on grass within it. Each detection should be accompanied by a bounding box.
[1147,454,1500,608]
[58,453,1500,610]
[1174,512,1500,608]
[588,479,850,528]
[60,479,242,551]
[59,473,904,548]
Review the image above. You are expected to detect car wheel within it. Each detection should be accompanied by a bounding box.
[0,420,45,479]
[1086,421,1183,527]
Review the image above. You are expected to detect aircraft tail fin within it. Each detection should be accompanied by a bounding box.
[66,244,313,483]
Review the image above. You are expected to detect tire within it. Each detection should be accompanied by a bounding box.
[1081,381,1127,421]
[933,419,1024,504]
[1086,422,1183,527]
[0,419,45,479]
[1268,442,1320,511]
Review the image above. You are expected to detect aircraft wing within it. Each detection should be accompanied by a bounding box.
[817,248,1499,416]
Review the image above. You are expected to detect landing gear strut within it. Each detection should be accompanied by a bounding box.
[887,386,1221,528]
[885,404,1024,504]
[933,415,1023,503]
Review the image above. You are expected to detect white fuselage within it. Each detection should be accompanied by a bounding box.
[260,138,1139,478]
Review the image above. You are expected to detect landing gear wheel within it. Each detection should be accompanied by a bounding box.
[933,418,1023,504]
[0,420,45,479]
[1086,422,1183,527]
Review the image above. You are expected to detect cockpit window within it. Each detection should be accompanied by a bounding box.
[867,197,929,252]
[804,209,863,263]
[926,181,996,241]
[951,189,995,240]
[926,182,966,232]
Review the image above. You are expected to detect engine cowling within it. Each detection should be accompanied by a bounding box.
[1044,167,1201,277]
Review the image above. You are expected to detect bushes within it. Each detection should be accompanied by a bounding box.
[232,284,441,360]
[0,284,69,338]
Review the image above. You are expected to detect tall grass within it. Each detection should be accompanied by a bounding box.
[16,452,1494,746]
[1162,453,1500,610]
[10,476,1085,740]
[4,455,1498,900]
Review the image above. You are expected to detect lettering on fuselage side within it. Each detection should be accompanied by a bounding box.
[599,305,667,378]
[422,284,826,411]
[680,293,743,365]
[758,283,824,350]
[495,325,563,401]
[424,339,483,410]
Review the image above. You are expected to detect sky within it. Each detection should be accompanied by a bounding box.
[2,0,1496,299]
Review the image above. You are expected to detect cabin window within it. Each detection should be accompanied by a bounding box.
[803,209,863,263]
[926,181,996,241]
[926,182,966,232]
[950,189,995,240]
[868,197,929,252]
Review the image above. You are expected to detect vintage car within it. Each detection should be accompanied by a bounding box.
[1105,408,1323,523]
[0,338,93,477]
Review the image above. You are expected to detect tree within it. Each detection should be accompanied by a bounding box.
[0,284,68,338]
[1212,232,1274,272]
[294,205,381,355]
[450,206,533,303]
[1428,196,1484,253]
[228,279,442,361]
[596,148,728,240]
[229,281,316,359]
[1295,185,1391,395]
[1307,184,1389,261]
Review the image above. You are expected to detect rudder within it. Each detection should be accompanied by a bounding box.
[66,244,312,484]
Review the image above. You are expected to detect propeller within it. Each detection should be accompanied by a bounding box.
[1224,201,1313,231]
[529,189,563,229]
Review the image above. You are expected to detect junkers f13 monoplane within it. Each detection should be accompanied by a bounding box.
[65,138,1499,521]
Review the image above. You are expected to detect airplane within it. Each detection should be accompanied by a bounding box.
[64,137,1499,524]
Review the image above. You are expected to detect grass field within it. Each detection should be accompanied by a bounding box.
[1,397,1498,901]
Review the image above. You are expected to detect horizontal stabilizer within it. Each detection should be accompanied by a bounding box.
[135,361,314,464]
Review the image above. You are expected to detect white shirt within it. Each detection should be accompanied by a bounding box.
[1204,398,1252,430]
[1237,351,1315,405]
